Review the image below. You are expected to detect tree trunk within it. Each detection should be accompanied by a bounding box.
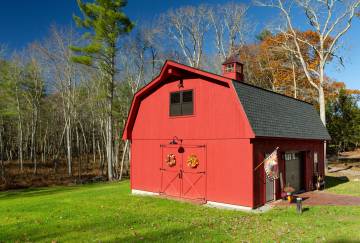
[291,57,297,99]
[16,92,23,172]
[97,140,104,176]
[66,118,72,176]
[42,123,49,163]
[319,67,327,172]
[106,113,113,181]
[32,105,38,175]
[318,87,326,126]
[92,119,96,164]
[0,124,5,180]
[119,140,128,181]
[114,138,120,179]
[76,126,81,181]
[106,52,115,181]
[42,125,48,164]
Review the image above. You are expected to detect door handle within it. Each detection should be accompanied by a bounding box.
[178,170,183,179]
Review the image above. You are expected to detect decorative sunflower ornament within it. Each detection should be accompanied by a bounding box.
[187,154,199,168]
[165,153,176,167]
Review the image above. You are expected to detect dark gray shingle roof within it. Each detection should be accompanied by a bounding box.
[232,81,331,140]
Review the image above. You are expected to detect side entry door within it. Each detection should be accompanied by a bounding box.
[265,176,274,202]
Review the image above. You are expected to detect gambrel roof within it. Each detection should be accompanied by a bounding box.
[233,81,331,140]
[123,60,330,141]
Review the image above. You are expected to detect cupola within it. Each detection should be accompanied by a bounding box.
[222,55,244,82]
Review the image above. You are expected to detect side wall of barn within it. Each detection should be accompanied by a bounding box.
[130,77,255,207]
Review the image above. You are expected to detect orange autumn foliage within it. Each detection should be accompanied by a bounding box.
[324,80,360,102]
[238,30,337,103]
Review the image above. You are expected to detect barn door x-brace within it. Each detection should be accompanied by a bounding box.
[160,144,206,202]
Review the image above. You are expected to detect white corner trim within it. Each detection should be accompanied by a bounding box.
[206,201,253,211]
[132,189,159,196]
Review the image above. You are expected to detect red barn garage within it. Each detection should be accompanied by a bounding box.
[122,59,330,209]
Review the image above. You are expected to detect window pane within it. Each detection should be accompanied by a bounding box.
[170,92,180,104]
[182,90,193,103]
[182,102,193,115]
[170,104,181,116]
[169,90,194,116]
[225,64,234,72]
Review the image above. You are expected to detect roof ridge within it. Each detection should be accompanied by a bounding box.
[166,60,232,82]
[233,81,314,106]
[169,60,313,106]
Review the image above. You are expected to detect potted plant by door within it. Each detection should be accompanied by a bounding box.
[316,175,325,190]
[283,185,295,203]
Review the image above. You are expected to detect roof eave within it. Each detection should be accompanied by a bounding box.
[253,135,331,141]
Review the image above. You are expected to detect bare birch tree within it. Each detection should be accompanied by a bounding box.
[117,29,152,180]
[208,3,250,62]
[162,5,210,68]
[36,26,79,176]
[8,57,24,171]
[257,0,360,170]
[257,0,360,126]
[23,56,44,174]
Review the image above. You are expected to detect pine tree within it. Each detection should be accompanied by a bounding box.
[71,0,134,181]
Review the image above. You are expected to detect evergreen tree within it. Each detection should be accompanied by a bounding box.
[71,0,134,180]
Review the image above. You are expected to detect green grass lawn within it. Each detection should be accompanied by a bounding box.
[1,181,359,242]
[325,176,360,197]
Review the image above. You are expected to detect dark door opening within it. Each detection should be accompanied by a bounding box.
[285,152,304,192]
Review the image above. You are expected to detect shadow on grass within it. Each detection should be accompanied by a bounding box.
[114,226,198,242]
[2,221,198,243]
[325,176,349,189]
[0,181,127,201]
[1,207,206,243]
[0,186,81,200]
[302,207,309,213]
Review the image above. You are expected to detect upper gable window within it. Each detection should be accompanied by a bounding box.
[170,90,193,116]
[225,64,234,72]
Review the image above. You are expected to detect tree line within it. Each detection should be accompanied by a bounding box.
[0,0,359,187]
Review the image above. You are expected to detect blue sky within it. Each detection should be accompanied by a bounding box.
[0,0,359,89]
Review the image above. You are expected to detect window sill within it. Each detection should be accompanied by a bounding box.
[169,114,196,119]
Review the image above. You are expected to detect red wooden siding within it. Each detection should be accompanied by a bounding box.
[131,78,253,139]
[130,76,255,206]
[124,60,327,209]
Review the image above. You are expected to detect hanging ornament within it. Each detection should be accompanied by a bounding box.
[165,154,176,167]
[187,154,199,168]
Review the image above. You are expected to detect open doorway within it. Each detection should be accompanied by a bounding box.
[285,152,304,192]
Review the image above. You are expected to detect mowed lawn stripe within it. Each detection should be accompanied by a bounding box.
[0,181,359,242]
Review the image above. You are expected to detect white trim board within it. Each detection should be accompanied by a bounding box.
[132,189,159,196]
[131,191,273,213]
[206,201,273,213]
[206,201,253,211]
